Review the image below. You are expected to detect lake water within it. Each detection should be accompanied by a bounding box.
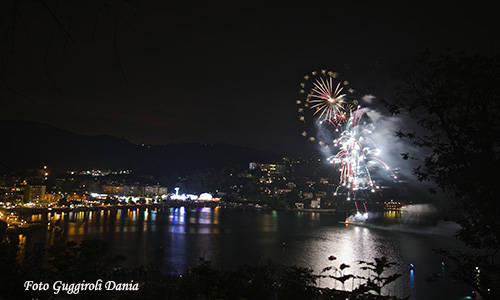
[20,206,470,299]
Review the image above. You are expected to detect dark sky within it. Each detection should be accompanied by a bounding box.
[1,2,498,153]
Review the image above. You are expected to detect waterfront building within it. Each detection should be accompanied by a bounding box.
[24,185,46,203]
[310,198,321,209]
[43,193,63,202]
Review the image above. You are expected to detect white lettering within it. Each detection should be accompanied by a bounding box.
[53,281,62,294]
[105,280,116,290]
[24,281,49,291]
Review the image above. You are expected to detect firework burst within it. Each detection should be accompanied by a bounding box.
[295,70,398,211]
[309,77,347,121]
[297,69,356,144]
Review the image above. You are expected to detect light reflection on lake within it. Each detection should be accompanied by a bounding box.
[20,207,468,299]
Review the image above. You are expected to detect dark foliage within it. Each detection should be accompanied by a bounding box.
[321,256,401,298]
[386,52,500,298]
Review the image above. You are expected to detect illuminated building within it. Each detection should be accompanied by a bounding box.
[310,198,321,209]
[144,185,168,196]
[66,193,87,202]
[302,192,313,199]
[44,193,63,202]
[384,200,404,210]
[24,185,46,203]
[102,185,125,195]
[249,162,285,174]
[102,185,168,196]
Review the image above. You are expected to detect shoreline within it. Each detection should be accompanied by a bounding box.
[4,203,347,216]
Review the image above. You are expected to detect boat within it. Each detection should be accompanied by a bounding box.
[339,213,369,227]
[6,222,44,233]
[339,220,367,227]
[4,214,44,233]
[5,214,24,227]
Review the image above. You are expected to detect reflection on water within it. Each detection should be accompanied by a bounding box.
[384,210,401,219]
[30,214,43,222]
[17,234,26,263]
[18,207,467,299]
[410,269,416,300]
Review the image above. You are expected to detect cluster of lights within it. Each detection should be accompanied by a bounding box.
[170,188,218,201]
[68,169,132,176]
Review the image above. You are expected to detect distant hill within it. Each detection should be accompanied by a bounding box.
[0,120,280,174]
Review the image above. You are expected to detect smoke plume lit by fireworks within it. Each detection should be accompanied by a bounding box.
[328,107,398,201]
[295,70,435,215]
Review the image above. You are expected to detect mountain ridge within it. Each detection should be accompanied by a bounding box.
[0,120,280,174]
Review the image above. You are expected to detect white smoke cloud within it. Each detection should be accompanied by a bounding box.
[364,108,440,201]
[364,108,417,179]
[361,94,376,104]
[314,105,438,202]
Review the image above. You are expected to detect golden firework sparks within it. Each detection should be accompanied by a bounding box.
[308,76,347,121]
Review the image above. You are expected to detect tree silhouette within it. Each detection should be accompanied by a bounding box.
[321,256,401,297]
[387,52,500,298]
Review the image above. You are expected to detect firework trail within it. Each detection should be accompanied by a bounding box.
[329,107,397,200]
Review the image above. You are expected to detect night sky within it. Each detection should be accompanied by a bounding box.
[1,2,497,153]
